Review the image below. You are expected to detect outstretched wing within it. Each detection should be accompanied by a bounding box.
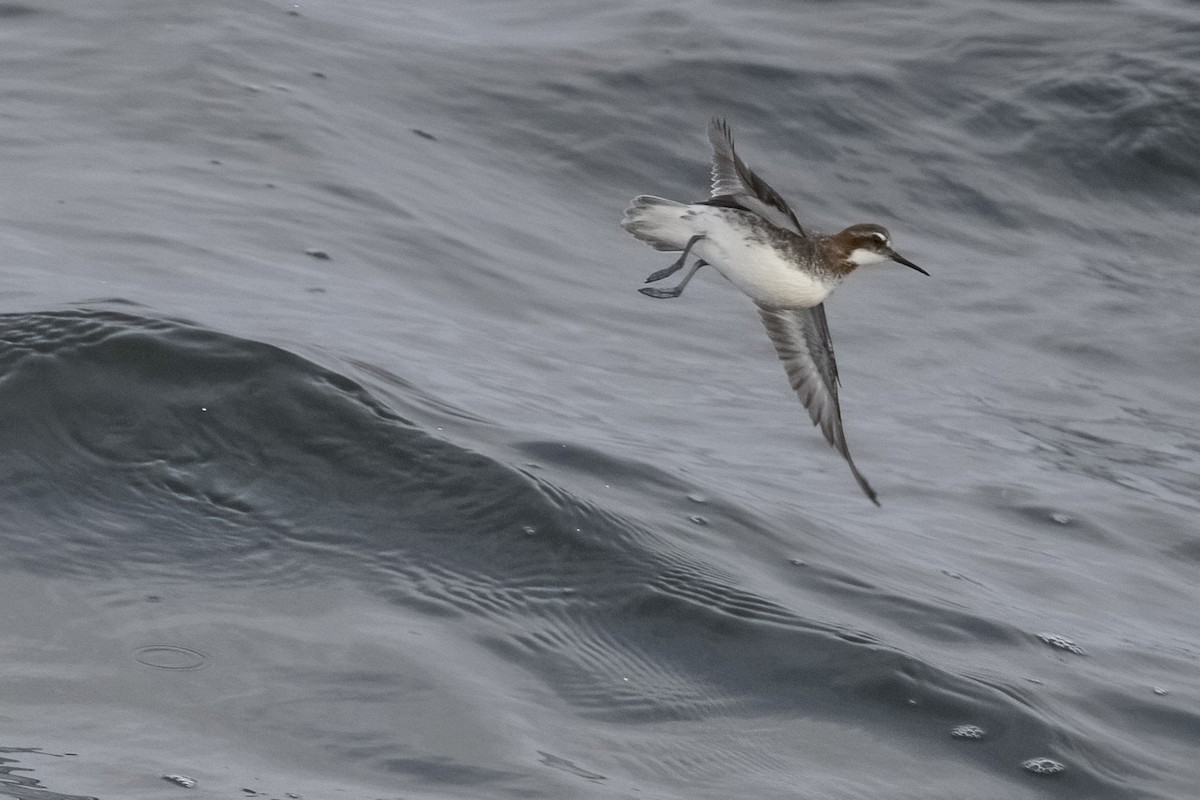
[757,304,879,505]
[708,118,806,236]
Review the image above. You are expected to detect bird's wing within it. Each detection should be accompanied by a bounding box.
[708,118,806,236]
[757,304,879,505]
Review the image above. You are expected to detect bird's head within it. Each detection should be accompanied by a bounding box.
[836,223,928,275]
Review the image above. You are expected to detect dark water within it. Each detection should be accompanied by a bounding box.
[2,1,1199,798]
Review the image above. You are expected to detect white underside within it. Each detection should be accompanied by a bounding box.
[685,206,835,308]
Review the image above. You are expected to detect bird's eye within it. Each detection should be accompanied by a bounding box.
[872,232,888,246]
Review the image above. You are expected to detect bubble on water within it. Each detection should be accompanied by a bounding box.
[1153,686,1168,696]
[1050,512,1072,525]
[1037,632,1086,655]
[134,645,207,671]
[686,492,707,504]
[163,774,198,788]
[1022,757,1065,775]
[521,525,537,536]
[950,724,986,740]
[688,515,708,526]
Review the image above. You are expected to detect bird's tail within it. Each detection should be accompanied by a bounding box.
[620,195,692,252]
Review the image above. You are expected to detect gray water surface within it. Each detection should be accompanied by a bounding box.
[2,2,1199,798]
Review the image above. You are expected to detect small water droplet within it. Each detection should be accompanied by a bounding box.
[788,558,807,567]
[163,774,198,788]
[686,492,707,504]
[687,515,708,526]
[950,724,986,740]
[1050,512,1072,525]
[1153,686,1168,696]
[1021,757,1065,775]
[521,525,537,536]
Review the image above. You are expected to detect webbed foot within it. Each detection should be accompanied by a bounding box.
[639,286,683,299]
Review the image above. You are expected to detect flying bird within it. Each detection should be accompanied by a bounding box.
[620,118,928,505]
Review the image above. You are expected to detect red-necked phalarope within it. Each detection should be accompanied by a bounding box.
[621,118,928,506]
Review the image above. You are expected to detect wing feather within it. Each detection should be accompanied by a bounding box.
[757,305,879,505]
[708,118,806,236]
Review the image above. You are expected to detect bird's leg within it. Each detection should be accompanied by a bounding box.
[639,260,707,299]
[644,234,706,283]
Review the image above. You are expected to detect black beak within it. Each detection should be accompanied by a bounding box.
[888,249,929,276]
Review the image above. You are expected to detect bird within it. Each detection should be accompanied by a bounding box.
[620,118,928,505]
